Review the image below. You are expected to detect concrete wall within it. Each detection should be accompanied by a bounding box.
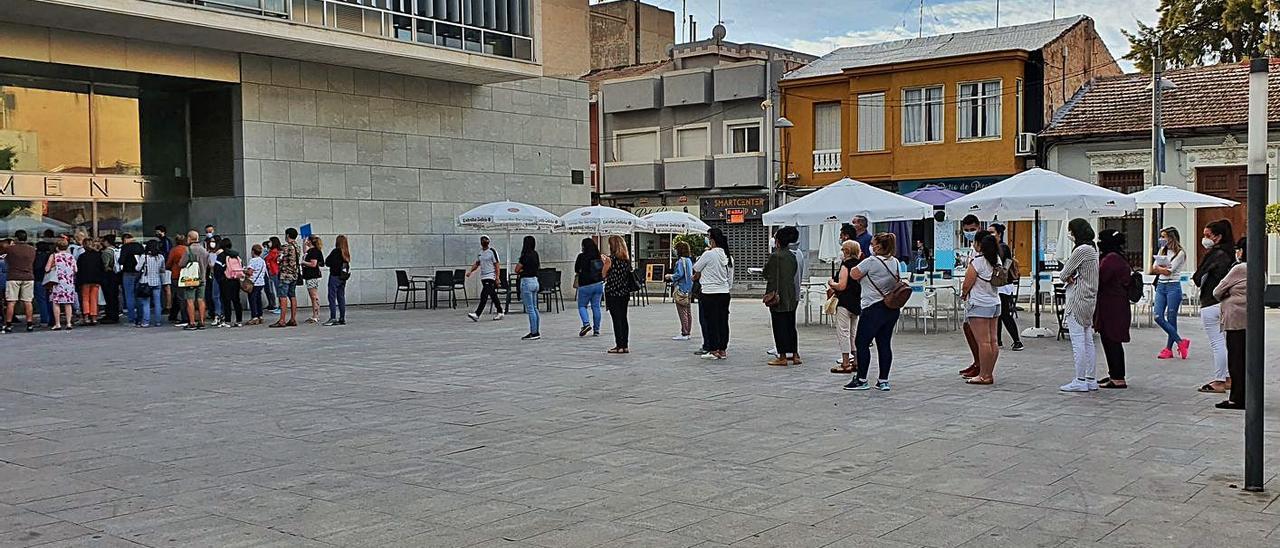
[1041,19,1122,124]
[225,54,591,306]
[588,0,675,70]
[540,0,591,78]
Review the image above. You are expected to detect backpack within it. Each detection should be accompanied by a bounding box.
[1128,270,1144,303]
[987,258,1014,287]
[225,256,244,280]
[867,257,912,310]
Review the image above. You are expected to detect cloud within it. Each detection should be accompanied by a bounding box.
[780,0,1158,72]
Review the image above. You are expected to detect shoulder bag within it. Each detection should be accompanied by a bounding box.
[866,257,911,310]
[178,250,202,288]
[135,258,154,299]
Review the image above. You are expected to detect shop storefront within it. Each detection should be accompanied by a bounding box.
[700,195,769,288]
[0,67,204,240]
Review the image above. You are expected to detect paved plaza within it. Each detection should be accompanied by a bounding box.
[2,299,1279,547]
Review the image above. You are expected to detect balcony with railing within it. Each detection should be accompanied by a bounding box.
[813,149,841,173]
[167,0,534,61]
[13,0,542,84]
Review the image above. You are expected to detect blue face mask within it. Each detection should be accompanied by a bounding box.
[1157,238,1168,249]
[963,230,978,241]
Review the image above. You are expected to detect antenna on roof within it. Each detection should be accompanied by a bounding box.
[995,0,1000,27]
[919,0,924,38]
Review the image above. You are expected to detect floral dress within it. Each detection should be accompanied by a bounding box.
[49,251,77,304]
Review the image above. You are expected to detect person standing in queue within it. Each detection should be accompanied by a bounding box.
[301,236,324,324]
[987,223,1024,351]
[960,232,1002,385]
[1193,219,1235,394]
[764,227,800,367]
[1151,227,1189,360]
[603,235,635,354]
[1058,219,1100,393]
[466,235,504,322]
[182,230,210,330]
[1095,230,1133,389]
[1212,237,1248,409]
[694,228,733,360]
[323,235,351,326]
[843,232,903,391]
[515,235,540,340]
[667,241,695,341]
[574,238,605,337]
[828,240,862,374]
[270,228,301,328]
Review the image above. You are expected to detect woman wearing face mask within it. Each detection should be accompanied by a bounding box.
[695,228,734,360]
[1212,238,1247,409]
[1150,227,1188,359]
[1193,219,1235,394]
[1058,219,1100,392]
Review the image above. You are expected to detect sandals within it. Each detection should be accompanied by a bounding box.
[606,348,629,354]
[830,366,855,374]
[958,365,979,378]
[1099,379,1128,389]
[1197,382,1226,393]
[1215,400,1245,410]
[767,358,789,367]
[965,377,993,385]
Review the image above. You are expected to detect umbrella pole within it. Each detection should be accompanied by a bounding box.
[1022,209,1052,338]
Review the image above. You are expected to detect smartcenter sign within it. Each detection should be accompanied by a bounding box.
[0,172,150,202]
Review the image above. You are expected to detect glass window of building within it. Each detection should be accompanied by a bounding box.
[0,77,92,173]
[93,86,142,175]
[813,102,842,152]
[613,130,658,162]
[855,94,883,152]
[958,80,1002,140]
[902,86,943,144]
[674,126,709,158]
[726,122,761,154]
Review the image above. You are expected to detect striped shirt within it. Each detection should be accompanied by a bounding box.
[1059,244,1099,328]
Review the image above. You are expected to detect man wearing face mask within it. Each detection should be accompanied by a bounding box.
[850,215,873,258]
[1192,219,1236,394]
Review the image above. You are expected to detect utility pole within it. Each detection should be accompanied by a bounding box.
[919,0,924,38]
[1151,44,1165,227]
[995,0,1000,27]
[1243,55,1268,492]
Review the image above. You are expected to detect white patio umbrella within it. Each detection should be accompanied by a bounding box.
[640,211,709,235]
[456,200,563,231]
[762,177,933,226]
[1131,184,1240,229]
[558,205,650,235]
[944,168,1138,337]
[457,201,563,296]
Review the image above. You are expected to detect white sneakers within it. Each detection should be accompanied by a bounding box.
[1059,379,1100,392]
[493,313,504,321]
[467,313,479,322]
[672,335,690,341]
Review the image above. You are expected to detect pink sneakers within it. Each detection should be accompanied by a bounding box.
[1157,348,1174,360]
[1178,339,1191,360]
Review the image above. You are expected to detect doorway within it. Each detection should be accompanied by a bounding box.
[1195,165,1248,260]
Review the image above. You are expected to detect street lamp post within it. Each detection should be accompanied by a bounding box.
[1244,56,1268,492]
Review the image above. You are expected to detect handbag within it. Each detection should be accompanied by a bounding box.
[135,258,154,299]
[762,291,779,308]
[673,289,690,307]
[42,269,58,288]
[822,295,839,315]
[178,250,201,288]
[338,263,351,282]
[240,268,255,294]
[867,257,911,310]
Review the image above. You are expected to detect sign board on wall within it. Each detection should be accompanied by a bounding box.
[897,177,1005,195]
[631,205,701,218]
[700,196,767,221]
[0,172,150,202]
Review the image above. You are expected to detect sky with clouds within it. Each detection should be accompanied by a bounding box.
[644,0,1160,72]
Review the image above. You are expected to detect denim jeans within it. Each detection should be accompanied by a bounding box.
[1152,282,1183,349]
[265,274,278,309]
[140,286,162,326]
[520,277,540,334]
[34,282,52,326]
[121,273,139,324]
[210,276,223,317]
[855,301,900,381]
[249,286,264,318]
[577,281,603,332]
[327,275,347,321]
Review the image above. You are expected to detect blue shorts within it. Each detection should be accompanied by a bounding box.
[276,278,297,299]
[965,303,1001,319]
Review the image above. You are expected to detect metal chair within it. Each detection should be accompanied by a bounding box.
[1053,284,1068,340]
[394,270,429,309]
[452,268,469,303]
[536,269,563,313]
[432,270,457,309]
[630,270,650,306]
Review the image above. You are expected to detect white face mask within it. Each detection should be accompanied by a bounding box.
[1201,237,1215,249]
[963,230,978,241]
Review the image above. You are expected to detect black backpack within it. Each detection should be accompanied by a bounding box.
[1127,270,1144,303]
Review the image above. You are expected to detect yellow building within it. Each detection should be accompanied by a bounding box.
[778,16,1120,265]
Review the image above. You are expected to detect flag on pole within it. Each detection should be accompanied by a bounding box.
[1156,128,1167,174]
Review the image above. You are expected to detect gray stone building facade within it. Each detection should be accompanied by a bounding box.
[0,0,590,306]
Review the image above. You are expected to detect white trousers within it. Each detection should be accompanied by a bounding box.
[835,307,857,356]
[1200,304,1229,381]
[1066,313,1096,380]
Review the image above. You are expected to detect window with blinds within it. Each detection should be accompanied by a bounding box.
[902,86,942,144]
[856,94,884,152]
[674,126,709,158]
[814,102,842,153]
[614,131,658,162]
[958,80,1001,140]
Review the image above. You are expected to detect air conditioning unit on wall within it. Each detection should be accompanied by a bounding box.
[1016,133,1036,156]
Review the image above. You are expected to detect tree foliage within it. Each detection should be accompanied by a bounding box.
[1123,0,1273,73]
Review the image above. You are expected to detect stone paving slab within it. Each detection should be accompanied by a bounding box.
[2,300,1279,547]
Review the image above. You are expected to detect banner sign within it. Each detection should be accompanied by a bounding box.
[897,176,1005,195]
[699,196,766,221]
[0,172,149,202]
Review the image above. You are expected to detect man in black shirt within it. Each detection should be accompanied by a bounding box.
[118,234,145,325]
